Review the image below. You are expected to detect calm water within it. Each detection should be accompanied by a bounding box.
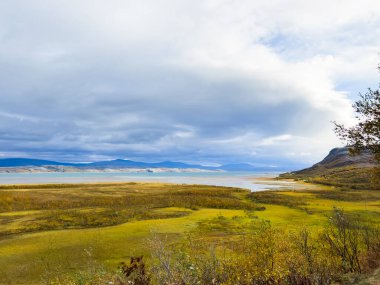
[0,171,294,192]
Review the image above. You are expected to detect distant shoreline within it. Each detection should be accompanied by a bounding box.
[0,167,223,174]
[0,171,284,191]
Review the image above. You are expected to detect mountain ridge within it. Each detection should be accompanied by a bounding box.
[0,158,280,172]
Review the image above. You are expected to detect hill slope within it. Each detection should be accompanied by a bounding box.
[281,147,378,189]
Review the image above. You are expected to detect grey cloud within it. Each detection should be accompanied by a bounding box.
[0,0,378,167]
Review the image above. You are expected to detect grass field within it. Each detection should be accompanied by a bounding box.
[0,181,379,284]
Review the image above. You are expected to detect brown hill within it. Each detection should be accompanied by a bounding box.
[281,147,378,190]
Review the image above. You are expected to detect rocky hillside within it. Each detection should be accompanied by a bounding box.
[281,147,378,190]
[296,147,375,174]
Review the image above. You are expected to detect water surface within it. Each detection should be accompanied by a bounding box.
[0,171,295,192]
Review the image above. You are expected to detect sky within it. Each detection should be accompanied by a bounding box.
[0,0,380,169]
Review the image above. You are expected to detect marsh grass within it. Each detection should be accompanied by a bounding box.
[1,182,380,284]
[309,189,380,202]
[0,183,259,237]
[249,191,308,208]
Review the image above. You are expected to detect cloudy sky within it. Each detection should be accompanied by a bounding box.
[0,0,380,168]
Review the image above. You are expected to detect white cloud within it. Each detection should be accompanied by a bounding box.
[259,135,293,146]
[0,0,379,167]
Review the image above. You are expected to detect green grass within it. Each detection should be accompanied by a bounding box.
[0,181,379,284]
[0,208,246,284]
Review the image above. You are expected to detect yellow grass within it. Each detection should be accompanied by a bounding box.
[0,181,379,284]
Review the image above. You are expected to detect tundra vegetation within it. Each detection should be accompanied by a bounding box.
[0,182,379,284]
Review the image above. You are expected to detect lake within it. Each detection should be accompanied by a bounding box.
[0,171,298,191]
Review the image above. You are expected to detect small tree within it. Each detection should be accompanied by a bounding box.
[334,65,380,187]
[323,208,362,273]
[334,67,380,162]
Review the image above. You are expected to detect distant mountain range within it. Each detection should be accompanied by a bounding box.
[0,158,280,172]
